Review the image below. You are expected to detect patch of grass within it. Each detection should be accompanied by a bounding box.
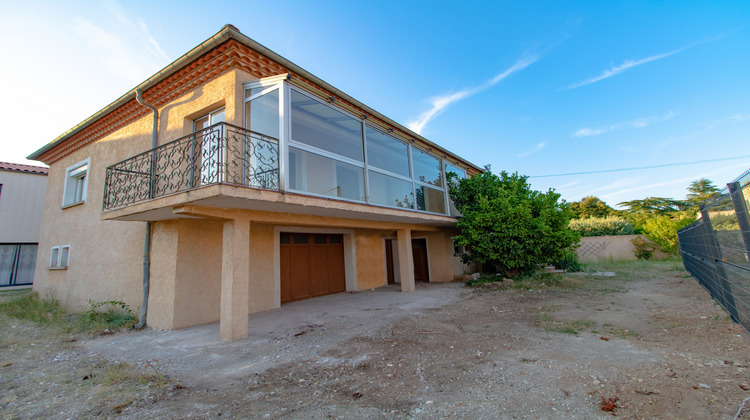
[73,300,137,333]
[468,268,630,295]
[0,291,68,326]
[95,360,176,390]
[535,314,595,335]
[0,292,136,333]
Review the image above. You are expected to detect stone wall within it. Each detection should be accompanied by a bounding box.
[576,234,672,262]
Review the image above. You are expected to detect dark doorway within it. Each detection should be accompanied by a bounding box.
[385,239,395,284]
[412,238,429,282]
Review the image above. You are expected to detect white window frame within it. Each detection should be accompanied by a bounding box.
[244,75,290,191]
[270,81,463,216]
[62,158,90,208]
[49,245,70,269]
[194,108,226,185]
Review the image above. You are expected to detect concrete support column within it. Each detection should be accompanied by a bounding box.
[397,229,415,292]
[220,219,250,341]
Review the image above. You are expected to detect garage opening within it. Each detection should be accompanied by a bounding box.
[280,232,346,304]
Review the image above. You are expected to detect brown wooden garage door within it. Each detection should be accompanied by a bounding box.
[280,233,345,304]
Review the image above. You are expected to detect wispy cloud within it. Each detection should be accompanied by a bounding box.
[681,112,750,139]
[406,55,539,134]
[565,48,687,90]
[565,34,727,90]
[516,141,546,157]
[71,0,169,84]
[572,111,677,138]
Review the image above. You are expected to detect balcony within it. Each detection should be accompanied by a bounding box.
[104,123,279,211]
[102,122,458,227]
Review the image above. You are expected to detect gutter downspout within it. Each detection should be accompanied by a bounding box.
[134,89,158,329]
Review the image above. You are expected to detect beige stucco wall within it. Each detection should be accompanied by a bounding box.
[33,70,244,313]
[421,231,457,283]
[355,229,388,290]
[0,170,48,243]
[576,234,671,262]
[173,219,223,328]
[248,223,276,313]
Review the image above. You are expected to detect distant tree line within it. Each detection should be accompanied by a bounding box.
[567,178,723,255]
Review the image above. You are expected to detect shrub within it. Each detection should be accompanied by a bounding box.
[449,167,580,275]
[643,215,695,255]
[74,300,137,331]
[555,249,584,272]
[630,236,655,260]
[709,213,740,231]
[569,216,635,237]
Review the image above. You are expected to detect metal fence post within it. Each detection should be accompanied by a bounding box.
[700,205,739,323]
[728,181,750,261]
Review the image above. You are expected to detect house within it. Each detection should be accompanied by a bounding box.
[28,24,481,340]
[0,162,48,288]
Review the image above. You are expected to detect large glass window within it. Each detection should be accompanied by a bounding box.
[0,244,37,286]
[416,185,446,214]
[291,90,363,161]
[365,126,409,177]
[445,162,466,216]
[289,147,364,201]
[445,162,466,180]
[368,171,414,209]
[246,89,279,139]
[412,148,442,187]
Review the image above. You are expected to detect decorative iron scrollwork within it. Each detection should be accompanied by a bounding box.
[103,123,279,210]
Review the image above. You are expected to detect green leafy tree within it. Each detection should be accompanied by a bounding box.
[643,215,695,255]
[448,166,580,275]
[569,196,617,219]
[686,178,720,208]
[618,197,682,214]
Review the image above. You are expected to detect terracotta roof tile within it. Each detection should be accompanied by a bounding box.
[0,161,49,175]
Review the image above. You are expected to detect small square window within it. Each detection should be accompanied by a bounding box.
[62,159,90,207]
[453,240,467,256]
[60,246,70,267]
[49,245,70,269]
[50,247,59,267]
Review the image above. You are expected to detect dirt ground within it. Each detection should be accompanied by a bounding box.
[2,260,750,419]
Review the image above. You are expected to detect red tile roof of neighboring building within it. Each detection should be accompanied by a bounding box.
[0,161,49,175]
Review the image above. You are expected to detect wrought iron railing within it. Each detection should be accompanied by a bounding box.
[103,122,279,210]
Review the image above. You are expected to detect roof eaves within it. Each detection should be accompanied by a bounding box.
[29,24,482,173]
[28,24,236,161]
[225,27,482,172]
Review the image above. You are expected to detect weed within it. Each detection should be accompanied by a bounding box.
[0,292,136,333]
[98,360,175,389]
[631,236,654,260]
[535,314,594,335]
[0,292,68,326]
[73,300,136,332]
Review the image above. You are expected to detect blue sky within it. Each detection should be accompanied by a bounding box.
[1,0,748,208]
